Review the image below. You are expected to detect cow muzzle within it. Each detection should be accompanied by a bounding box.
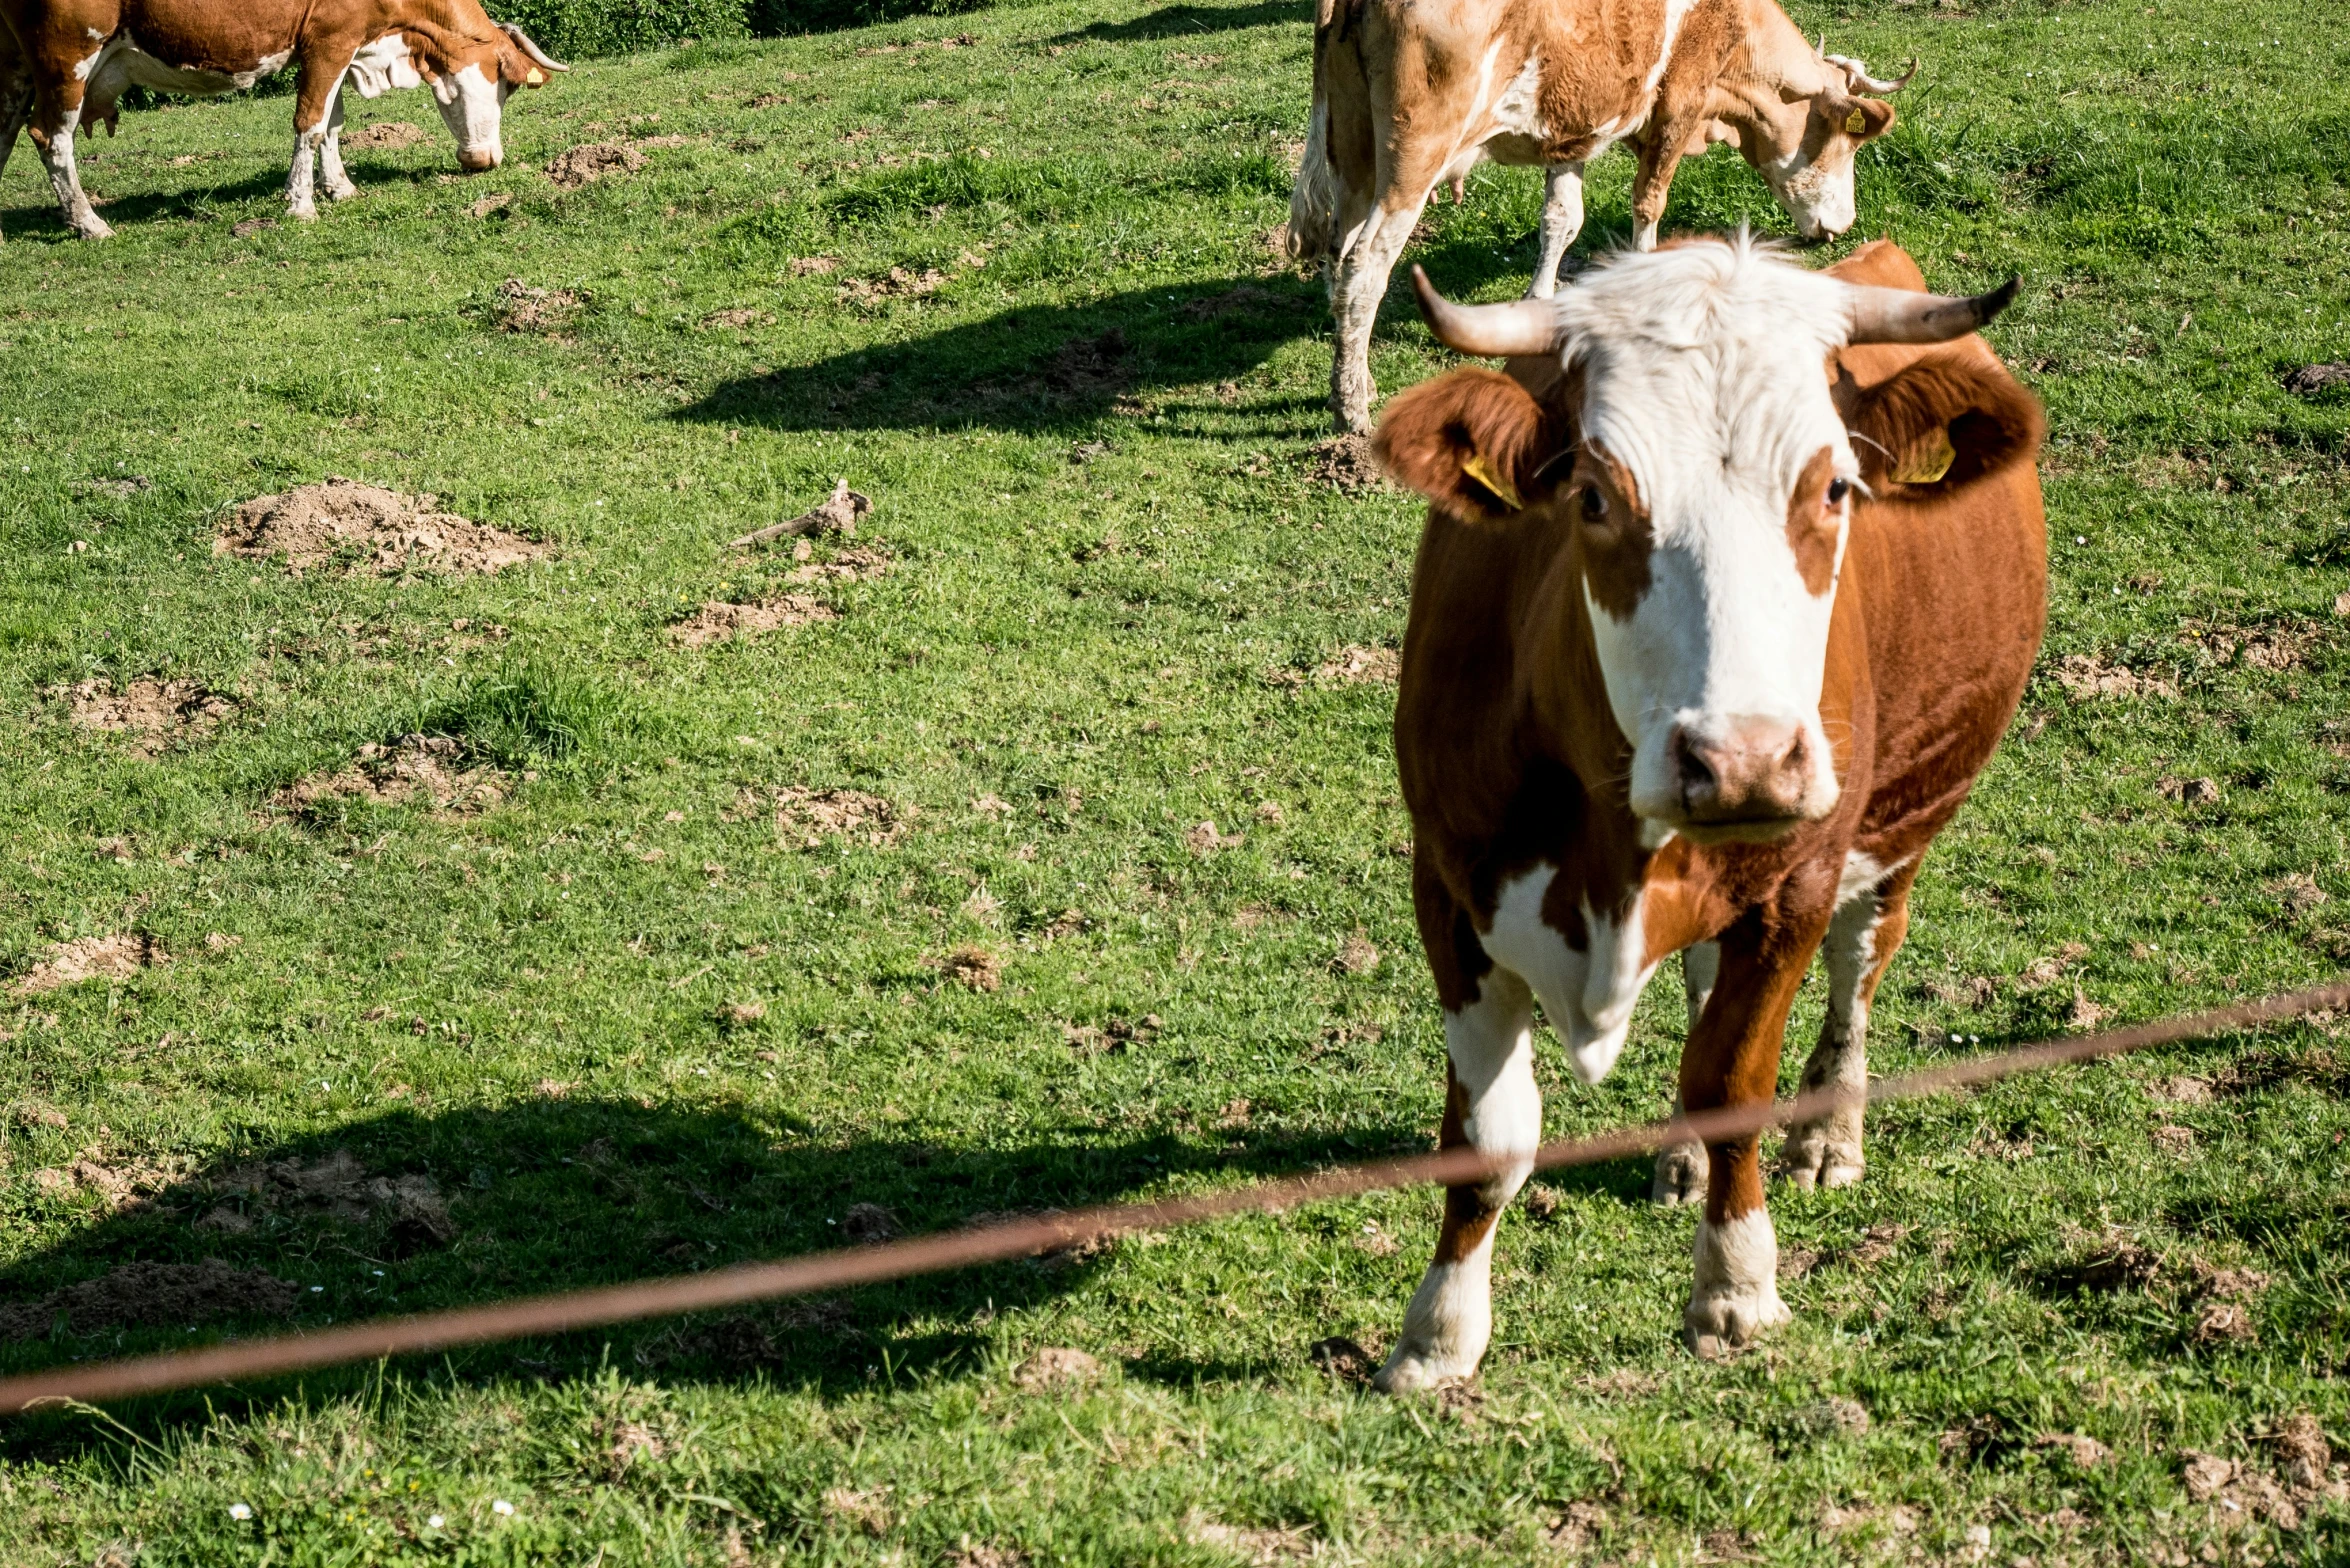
[457,147,501,172]
[1660,716,1831,841]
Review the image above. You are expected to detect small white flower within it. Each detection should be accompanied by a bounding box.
[229,1502,253,1521]
[427,1514,446,1528]
[492,1499,516,1516]
[310,1285,324,1293]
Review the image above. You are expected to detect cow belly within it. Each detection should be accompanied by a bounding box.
[1479,866,1660,1084]
[88,34,290,99]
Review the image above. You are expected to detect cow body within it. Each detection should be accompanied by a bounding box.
[1370,238,2043,1385]
[0,0,562,238]
[1293,0,1913,431]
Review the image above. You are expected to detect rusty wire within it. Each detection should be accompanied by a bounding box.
[0,979,2340,1415]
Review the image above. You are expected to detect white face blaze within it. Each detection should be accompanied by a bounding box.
[1555,239,1861,835]
[431,61,510,169]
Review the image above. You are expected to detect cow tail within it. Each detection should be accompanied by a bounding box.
[1286,0,1355,266]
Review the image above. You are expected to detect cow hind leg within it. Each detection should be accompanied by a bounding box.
[34,110,111,240]
[1781,865,1915,1191]
[1375,965,1539,1392]
[1526,161,1585,299]
[1651,941,1717,1206]
[319,86,358,202]
[1326,192,1428,435]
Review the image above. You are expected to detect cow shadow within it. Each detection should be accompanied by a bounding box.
[0,166,291,238]
[0,1095,1421,1452]
[1045,0,1309,44]
[673,249,1537,438]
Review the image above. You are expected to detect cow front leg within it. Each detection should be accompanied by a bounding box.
[1627,122,1693,252]
[1376,965,1538,1392]
[1782,865,1915,1191]
[34,109,111,239]
[1679,912,1823,1358]
[1326,193,1427,435]
[1526,161,1585,299]
[1651,941,1716,1205]
[319,85,358,202]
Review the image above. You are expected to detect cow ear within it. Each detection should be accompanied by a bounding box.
[1846,354,2043,493]
[1372,368,1558,523]
[1828,96,1895,141]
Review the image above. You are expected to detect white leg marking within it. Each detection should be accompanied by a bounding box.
[1782,858,1899,1190]
[1327,193,1430,434]
[38,113,111,238]
[319,84,357,201]
[1684,1207,1789,1358]
[1632,217,1660,252]
[1652,941,1718,1205]
[1375,967,1538,1392]
[1527,162,1585,298]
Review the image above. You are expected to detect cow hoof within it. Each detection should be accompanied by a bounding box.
[73,216,114,240]
[1651,1143,1707,1206]
[1370,1347,1472,1394]
[287,204,319,222]
[1682,1284,1790,1360]
[325,181,359,202]
[1779,1124,1864,1192]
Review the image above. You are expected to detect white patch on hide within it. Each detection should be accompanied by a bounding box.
[1480,866,1661,1084]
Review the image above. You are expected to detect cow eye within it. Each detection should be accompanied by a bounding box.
[1579,485,1607,521]
[1826,478,1851,505]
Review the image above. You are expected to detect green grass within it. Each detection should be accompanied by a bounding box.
[0,0,2347,1558]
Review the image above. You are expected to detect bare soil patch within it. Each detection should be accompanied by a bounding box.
[2284,362,2350,395]
[545,140,645,189]
[938,945,1003,991]
[0,1260,298,1341]
[277,736,509,817]
[2054,652,2176,700]
[1013,1346,1102,1390]
[15,932,166,995]
[669,596,835,646]
[786,544,892,585]
[496,277,581,334]
[61,678,235,752]
[343,121,425,149]
[1308,1335,1378,1384]
[217,478,547,577]
[194,1149,453,1249]
[772,787,911,849]
[1272,644,1399,690]
[1304,434,1388,493]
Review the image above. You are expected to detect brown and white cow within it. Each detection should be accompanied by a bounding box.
[1366,236,2043,1386]
[0,0,564,239]
[1291,0,1915,431]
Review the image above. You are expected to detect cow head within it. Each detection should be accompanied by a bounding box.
[350,21,567,172]
[1739,51,1910,240]
[1377,240,2033,845]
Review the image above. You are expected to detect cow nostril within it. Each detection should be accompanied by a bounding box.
[1671,729,1718,803]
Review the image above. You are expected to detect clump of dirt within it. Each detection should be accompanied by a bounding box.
[772,787,910,849]
[840,1202,897,1243]
[1333,929,1379,976]
[1013,1346,1102,1390]
[1304,434,1389,494]
[1184,820,1242,856]
[1271,644,1400,690]
[700,307,773,330]
[195,1149,453,1249]
[669,596,836,646]
[217,477,547,577]
[938,945,1002,992]
[61,678,235,753]
[30,1152,185,1212]
[545,140,645,189]
[838,265,949,306]
[1186,1513,1315,1563]
[343,121,426,149]
[2054,653,2176,700]
[2036,1431,2111,1468]
[2158,775,2223,805]
[495,277,581,334]
[14,932,166,995]
[277,735,509,817]
[1062,1013,1156,1055]
[0,1260,300,1341]
[2284,363,2350,396]
[1308,1335,1378,1384]
[1041,331,1132,401]
[786,544,892,586]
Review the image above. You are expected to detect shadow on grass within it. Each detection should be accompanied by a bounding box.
[0,1096,1425,1453]
[1045,0,1308,44]
[674,246,1533,438]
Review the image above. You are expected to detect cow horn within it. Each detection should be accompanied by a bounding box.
[498,23,568,71]
[1823,51,1917,95]
[1410,266,1557,359]
[1843,277,2019,345]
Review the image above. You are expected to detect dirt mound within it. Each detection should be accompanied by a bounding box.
[546,140,645,189]
[1044,330,1132,400]
[772,787,911,849]
[15,932,166,995]
[218,478,546,577]
[0,1260,300,1341]
[786,544,892,585]
[343,121,426,149]
[278,735,509,816]
[196,1149,453,1247]
[62,678,235,751]
[495,278,581,334]
[1014,1346,1102,1390]
[2284,362,2350,395]
[1303,434,1388,494]
[2054,653,2176,700]
[670,596,836,646]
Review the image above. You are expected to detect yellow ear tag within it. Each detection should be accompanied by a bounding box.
[525,66,545,84]
[1460,451,1523,510]
[1844,106,1867,136]
[1892,426,1956,485]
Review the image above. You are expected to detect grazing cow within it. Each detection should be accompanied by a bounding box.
[1291,0,1915,431]
[1367,236,2043,1387]
[0,0,565,239]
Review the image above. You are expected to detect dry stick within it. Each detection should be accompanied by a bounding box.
[1,980,2341,1415]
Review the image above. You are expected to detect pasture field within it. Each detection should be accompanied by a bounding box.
[0,0,2347,1557]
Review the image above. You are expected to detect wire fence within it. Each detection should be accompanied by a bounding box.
[0,979,2341,1415]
